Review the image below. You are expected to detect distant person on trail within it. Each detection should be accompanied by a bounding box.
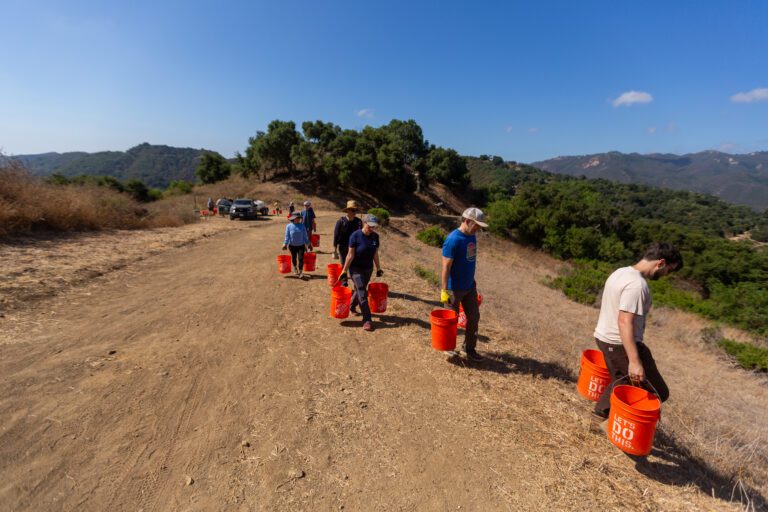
[441,207,488,362]
[332,200,363,286]
[288,201,295,215]
[302,201,317,238]
[333,214,383,332]
[207,197,214,213]
[282,211,312,278]
[274,201,280,214]
[592,242,683,421]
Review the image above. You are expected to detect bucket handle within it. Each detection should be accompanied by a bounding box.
[613,374,662,403]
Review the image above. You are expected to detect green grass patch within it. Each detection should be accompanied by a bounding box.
[414,264,440,287]
[718,338,768,371]
[416,226,447,247]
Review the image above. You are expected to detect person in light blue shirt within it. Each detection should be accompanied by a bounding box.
[283,211,312,277]
[441,207,488,361]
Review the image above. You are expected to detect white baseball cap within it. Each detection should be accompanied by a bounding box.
[461,207,488,228]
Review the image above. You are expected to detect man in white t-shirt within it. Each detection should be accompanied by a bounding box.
[593,242,683,419]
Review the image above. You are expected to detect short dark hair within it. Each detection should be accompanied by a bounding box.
[642,242,683,271]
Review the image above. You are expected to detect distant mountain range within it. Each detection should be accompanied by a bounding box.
[531,151,768,211]
[4,143,209,188]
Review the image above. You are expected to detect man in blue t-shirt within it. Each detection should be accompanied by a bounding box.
[334,214,384,332]
[441,207,488,361]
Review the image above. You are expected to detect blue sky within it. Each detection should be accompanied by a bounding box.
[1,0,767,163]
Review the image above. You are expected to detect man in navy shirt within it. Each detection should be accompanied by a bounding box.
[301,200,317,238]
[441,207,488,361]
[334,214,384,331]
[333,200,363,287]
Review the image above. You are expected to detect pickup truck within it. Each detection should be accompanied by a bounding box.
[229,198,258,220]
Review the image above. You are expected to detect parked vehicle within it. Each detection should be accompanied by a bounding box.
[253,200,269,216]
[216,198,232,215]
[229,198,257,220]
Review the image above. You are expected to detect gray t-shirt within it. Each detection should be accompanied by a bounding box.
[593,266,651,345]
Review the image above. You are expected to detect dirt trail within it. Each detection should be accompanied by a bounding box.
[1,213,766,511]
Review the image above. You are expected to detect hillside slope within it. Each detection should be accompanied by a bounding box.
[1,204,765,510]
[532,150,768,211]
[6,143,208,188]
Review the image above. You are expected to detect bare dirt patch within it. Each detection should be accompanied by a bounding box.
[0,209,766,511]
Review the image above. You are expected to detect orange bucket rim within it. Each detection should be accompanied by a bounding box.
[611,385,661,413]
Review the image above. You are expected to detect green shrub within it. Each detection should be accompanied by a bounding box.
[414,264,439,287]
[718,338,768,371]
[367,207,390,226]
[548,260,612,305]
[416,226,447,247]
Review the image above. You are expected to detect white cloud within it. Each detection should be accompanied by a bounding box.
[612,90,653,107]
[730,88,768,103]
[647,127,657,134]
[356,108,374,119]
[528,127,539,134]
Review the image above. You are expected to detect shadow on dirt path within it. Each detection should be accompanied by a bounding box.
[632,430,768,510]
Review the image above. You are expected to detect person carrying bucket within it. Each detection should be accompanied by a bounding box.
[592,242,683,421]
[332,200,363,287]
[441,207,488,362]
[282,211,312,278]
[288,201,295,215]
[301,200,317,239]
[333,214,383,332]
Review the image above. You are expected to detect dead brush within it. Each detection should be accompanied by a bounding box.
[0,162,192,237]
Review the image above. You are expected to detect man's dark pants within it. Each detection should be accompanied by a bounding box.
[288,245,305,271]
[447,285,480,353]
[349,267,373,322]
[594,339,670,418]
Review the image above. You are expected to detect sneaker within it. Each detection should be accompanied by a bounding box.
[350,308,361,317]
[298,270,303,278]
[363,321,374,331]
[463,349,483,362]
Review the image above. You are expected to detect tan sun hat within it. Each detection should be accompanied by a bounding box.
[342,200,360,212]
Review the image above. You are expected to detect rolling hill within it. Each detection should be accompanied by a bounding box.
[531,151,768,211]
[5,143,210,188]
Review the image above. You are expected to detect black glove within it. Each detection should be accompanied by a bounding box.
[281,245,287,251]
[376,269,384,278]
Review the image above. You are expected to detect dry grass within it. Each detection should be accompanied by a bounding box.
[0,163,193,238]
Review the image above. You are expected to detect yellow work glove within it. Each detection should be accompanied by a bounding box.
[440,289,451,304]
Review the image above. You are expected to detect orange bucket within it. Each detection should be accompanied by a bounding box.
[277,254,292,274]
[368,283,389,313]
[430,309,458,351]
[311,234,320,247]
[330,286,353,319]
[608,385,661,456]
[457,293,483,328]
[303,251,317,271]
[327,263,342,287]
[577,349,610,401]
